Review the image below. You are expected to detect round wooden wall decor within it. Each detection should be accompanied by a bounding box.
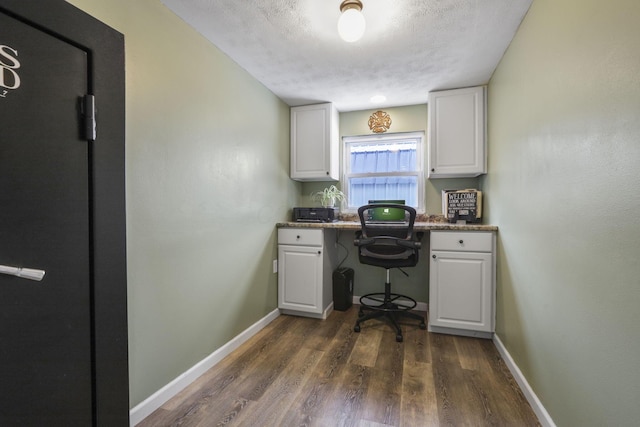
[368,110,392,133]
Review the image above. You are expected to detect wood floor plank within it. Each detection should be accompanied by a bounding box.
[134,408,171,426]
[349,326,383,367]
[453,335,493,372]
[203,397,250,426]
[429,332,461,365]
[476,340,541,426]
[402,313,430,365]
[138,309,540,427]
[317,362,371,426]
[288,321,360,423]
[400,360,438,427]
[229,347,325,426]
[361,330,404,425]
[355,420,394,427]
[229,319,314,402]
[430,333,483,427]
[193,315,328,425]
[462,368,540,427]
[153,316,293,414]
[137,315,299,426]
[311,320,360,381]
[303,308,355,351]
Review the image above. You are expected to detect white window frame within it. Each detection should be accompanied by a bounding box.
[341,131,425,214]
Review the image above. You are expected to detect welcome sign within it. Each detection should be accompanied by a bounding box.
[442,189,483,223]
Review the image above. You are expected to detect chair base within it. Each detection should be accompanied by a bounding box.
[354,286,426,342]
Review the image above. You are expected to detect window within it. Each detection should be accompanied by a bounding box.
[342,132,424,212]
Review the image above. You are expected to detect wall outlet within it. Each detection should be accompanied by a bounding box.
[273,259,278,273]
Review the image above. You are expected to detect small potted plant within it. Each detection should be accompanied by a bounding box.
[312,185,345,208]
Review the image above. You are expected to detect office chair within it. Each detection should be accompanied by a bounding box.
[353,203,426,342]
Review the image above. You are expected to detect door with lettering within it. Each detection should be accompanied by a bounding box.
[0,11,93,425]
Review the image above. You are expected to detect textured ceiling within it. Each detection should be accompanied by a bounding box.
[161,0,532,112]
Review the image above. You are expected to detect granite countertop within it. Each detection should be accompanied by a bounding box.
[276,217,498,232]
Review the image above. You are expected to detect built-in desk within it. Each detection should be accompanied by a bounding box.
[276,220,498,338]
[276,221,498,232]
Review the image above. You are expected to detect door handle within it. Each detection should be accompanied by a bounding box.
[0,265,46,281]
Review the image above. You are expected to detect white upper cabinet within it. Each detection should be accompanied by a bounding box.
[428,86,487,178]
[290,103,339,181]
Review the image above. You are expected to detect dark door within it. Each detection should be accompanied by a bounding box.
[1,11,94,425]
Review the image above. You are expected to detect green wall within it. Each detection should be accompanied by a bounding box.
[68,0,298,407]
[484,0,640,425]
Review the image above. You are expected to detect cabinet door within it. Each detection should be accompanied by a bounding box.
[429,250,493,332]
[428,86,486,178]
[278,245,323,313]
[290,103,339,181]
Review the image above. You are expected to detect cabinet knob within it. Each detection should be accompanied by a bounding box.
[296,235,300,239]
[326,171,329,175]
[432,254,436,259]
[459,240,464,244]
[431,168,435,172]
[318,251,321,255]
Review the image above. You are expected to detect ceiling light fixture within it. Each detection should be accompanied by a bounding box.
[337,0,365,43]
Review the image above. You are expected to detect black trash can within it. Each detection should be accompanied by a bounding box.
[332,267,354,311]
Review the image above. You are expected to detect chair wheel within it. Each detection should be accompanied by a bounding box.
[354,325,361,333]
[419,322,427,330]
[396,334,403,342]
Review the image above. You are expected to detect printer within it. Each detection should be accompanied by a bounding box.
[292,207,339,223]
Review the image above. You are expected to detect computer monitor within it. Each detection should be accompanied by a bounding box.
[367,200,406,222]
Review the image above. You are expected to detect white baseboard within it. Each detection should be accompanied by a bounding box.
[280,301,334,319]
[493,334,556,427]
[428,323,493,339]
[352,295,428,312]
[129,308,281,426]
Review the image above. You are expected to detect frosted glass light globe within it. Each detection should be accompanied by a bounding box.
[337,8,366,42]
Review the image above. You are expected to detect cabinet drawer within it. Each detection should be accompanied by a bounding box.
[278,228,324,246]
[430,231,493,252]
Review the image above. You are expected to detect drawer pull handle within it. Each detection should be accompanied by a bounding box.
[459,240,464,244]
[432,254,436,259]
[297,235,301,239]
[317,251,321,255]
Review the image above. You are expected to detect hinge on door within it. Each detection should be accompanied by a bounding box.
[81,94,97,141]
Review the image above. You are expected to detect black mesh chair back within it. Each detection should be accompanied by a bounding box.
[356,204,419,269]
[353,204,426,342]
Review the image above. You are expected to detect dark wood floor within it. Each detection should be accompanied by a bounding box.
[138,306,540,426]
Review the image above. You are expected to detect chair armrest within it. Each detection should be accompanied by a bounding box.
[360,246,415,260]
[354,237,375,246]
[397,239,421,250]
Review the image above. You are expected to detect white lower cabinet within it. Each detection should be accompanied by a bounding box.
[278,228,336,318]
[428,231,496,338]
